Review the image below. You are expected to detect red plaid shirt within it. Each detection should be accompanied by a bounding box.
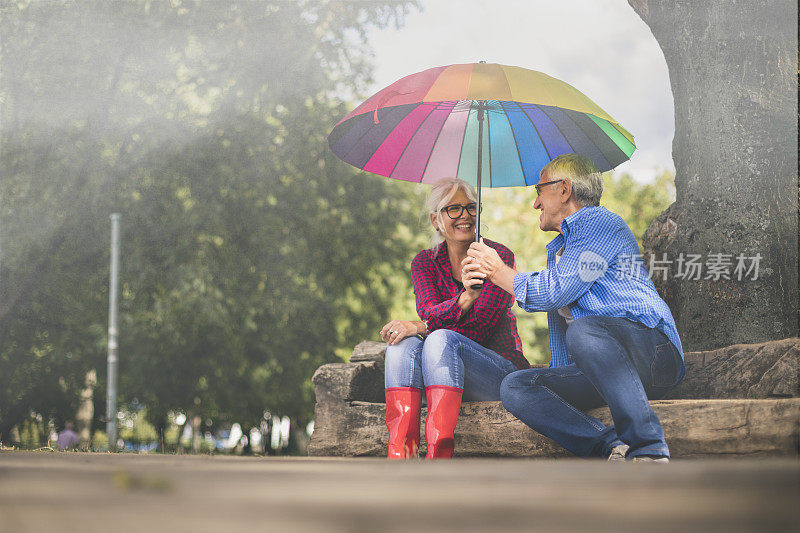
[411,239,529,370]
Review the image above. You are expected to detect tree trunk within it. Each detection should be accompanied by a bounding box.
[631,0,798,351]
[75,369,97,450]
[191,415,202,453]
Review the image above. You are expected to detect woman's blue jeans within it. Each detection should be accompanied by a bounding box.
[500,316,683,459]
[384,329,518,401]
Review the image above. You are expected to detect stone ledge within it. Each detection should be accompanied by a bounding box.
[311,360,384,404]
[666,337,799,399]
[308,398,800,458]
[309,338,800,457]
[331,338,800,403]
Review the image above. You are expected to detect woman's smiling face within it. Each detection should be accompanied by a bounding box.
[432,189,477,245]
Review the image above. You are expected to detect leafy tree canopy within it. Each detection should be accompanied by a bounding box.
[0,0,421,439]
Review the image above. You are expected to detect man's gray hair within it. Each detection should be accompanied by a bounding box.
[540,153,604,207]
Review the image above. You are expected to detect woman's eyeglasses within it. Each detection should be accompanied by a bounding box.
[441,203,479,219]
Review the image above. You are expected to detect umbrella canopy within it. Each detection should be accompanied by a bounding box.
[327,62,635,188]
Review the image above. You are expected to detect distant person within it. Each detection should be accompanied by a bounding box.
[57,421,80,451]
[466,154,684,462]
[380,178,529,459]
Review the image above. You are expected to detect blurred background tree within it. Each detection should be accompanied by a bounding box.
[0,0,422,449]
[0,0,672,451]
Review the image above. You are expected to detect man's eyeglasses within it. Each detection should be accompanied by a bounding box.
[441,203,479,219]
[534,179,564,196]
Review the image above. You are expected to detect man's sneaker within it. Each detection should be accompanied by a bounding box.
[631,455,670,464]
[607,444,629,463]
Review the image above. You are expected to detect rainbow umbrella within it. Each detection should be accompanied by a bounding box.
[328,62,635,240]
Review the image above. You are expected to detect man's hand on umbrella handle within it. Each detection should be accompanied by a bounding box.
[466,239,518,296]
[466,239,504,281]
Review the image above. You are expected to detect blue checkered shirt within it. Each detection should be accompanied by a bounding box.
[512,206,684,368]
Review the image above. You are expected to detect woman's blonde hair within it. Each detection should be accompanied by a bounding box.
[426,178,478,246]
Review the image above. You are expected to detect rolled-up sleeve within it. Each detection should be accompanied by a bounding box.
[513,271,543,311]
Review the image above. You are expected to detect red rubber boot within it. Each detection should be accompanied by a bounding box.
[385,387,422,459]
[424,385,463,459]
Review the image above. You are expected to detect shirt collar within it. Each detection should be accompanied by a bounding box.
[563,205,606,236]
[545,234,564,252]
[545,206,599,252]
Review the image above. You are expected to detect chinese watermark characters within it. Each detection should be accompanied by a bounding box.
[616,253,762,282]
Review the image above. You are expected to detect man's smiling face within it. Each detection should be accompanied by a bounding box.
[533,176,568,232]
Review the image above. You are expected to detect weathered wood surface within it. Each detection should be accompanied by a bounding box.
[3,453,798,533]
[308,398,800,458]
[308,338,800,457]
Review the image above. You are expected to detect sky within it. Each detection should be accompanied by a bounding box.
[366,0,674,182]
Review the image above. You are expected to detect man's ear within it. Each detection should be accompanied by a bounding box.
[560,180,573,203]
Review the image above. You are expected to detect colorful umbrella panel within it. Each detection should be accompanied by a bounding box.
[328,63,635,188]
[329,99,635,187]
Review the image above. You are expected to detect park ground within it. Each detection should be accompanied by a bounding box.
[0,452,797,532]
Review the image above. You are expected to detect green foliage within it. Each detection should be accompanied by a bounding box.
[162,421,181,450]
[0,0,672,442]
[91,430,108,451]
[119,408,158,445]
[19,417,45,449]
[0,0,421,441]
[600,170,676,247]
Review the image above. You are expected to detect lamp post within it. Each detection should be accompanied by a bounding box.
[106,213,120,451]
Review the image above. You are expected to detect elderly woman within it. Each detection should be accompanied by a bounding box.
[380,178,529,459]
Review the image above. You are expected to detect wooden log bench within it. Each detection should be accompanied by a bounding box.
[308,338,800,458]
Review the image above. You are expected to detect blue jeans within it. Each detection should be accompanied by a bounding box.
[500,316,683,459]
[385,329,518,401]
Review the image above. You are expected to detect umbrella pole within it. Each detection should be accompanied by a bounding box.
[475,100,484,243]
[471,100,486,290]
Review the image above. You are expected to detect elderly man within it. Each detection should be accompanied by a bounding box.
[466,153,684,462]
